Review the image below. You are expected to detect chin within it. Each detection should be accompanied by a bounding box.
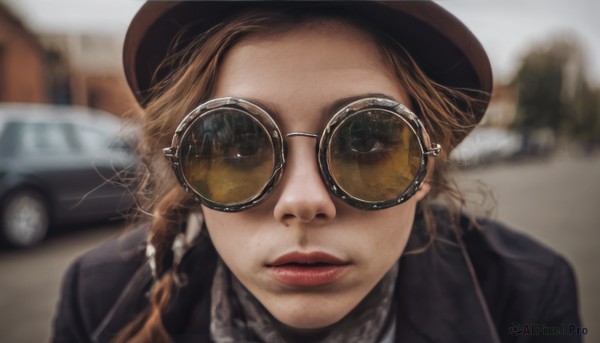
[265,293,358,330]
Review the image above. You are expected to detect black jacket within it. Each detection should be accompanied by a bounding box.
[52,211,582,343]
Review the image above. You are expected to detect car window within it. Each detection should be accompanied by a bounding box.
[107,136,135,154]
[0,120,6,138]
[20,122,75,155]
[75,124,113,152]
[0,121,15,156]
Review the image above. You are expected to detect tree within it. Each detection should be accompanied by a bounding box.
[511,34,600,148]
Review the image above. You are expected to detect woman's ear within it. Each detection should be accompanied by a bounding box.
[413,182,431,202]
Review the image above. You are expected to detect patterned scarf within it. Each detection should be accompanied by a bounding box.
[210,260,398,343]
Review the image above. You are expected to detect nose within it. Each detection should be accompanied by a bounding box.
[273,137,336,226]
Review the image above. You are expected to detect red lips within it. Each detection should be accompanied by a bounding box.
[266,252,351,287]
[268,252,347,266]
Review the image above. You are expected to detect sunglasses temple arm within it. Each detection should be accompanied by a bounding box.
[163,147,176,158]
[418,124,441,157]
[424,143,441,157]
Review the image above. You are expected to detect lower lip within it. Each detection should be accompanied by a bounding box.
[268,264,351,287]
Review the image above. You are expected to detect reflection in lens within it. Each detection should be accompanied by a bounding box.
[180,109,275,205]
[328,110,421,202]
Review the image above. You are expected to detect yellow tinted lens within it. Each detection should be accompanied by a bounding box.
[328,110,422,202]
[180,109,275,204]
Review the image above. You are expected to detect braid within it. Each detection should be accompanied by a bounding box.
[113,189,190,343]
[112,275,175,343]
[148,189,191,278]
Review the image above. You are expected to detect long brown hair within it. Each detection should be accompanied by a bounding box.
[115,8,483,343]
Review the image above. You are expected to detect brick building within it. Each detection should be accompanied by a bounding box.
[40,33,138,117]
[0,3,48,103]
[0,3,137,117]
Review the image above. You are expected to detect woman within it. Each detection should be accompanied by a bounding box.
[52,2,581,343]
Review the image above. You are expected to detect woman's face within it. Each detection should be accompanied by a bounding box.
[203,20,430,329]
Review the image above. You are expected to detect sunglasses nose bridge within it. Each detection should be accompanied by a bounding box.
[285,132,319,139]
[284,131,321,155]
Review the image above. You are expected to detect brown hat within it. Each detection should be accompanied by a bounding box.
[124,1,492,122]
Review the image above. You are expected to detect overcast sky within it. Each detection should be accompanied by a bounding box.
[3,0,599,85]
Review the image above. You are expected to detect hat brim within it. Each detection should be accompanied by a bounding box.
[123,1,492,125]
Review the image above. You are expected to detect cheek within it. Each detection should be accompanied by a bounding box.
[203,210,257,272]
[354,199,417,265]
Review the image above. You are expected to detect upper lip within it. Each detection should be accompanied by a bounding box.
[267,252,348,266]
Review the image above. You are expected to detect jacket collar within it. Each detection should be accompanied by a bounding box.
[394,237,500,342]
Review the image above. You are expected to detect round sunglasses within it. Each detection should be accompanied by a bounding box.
[163,97,440,212]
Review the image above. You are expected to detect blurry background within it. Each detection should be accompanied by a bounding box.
[0,0,598,342]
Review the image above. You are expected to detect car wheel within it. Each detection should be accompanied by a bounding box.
[1,190,49,248]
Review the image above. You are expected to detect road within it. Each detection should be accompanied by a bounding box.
[0,223,122,343]
[455,152,599,342]
[0,153,598,343]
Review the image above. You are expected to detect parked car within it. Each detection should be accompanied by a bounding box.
[450,127,522,166]
[0,104,138,248]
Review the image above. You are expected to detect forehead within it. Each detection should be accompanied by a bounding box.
[212,18,409,130]
[216,18,391,80]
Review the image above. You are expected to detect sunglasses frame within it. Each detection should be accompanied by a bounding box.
[163,97,285,212]
[163,97,440,212]
[318,97,440,210]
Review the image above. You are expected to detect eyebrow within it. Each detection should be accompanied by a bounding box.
[244,93,400,127]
